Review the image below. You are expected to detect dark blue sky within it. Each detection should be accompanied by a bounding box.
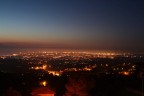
[0,0,144,52]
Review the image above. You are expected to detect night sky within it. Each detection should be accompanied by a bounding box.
[0,0,144,52]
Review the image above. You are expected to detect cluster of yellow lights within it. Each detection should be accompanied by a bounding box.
[118,71,130,76]
[48,71,61,76]
[84,67,92,71]
[31,65,47,70]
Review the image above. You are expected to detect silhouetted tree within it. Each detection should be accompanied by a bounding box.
[64,75,95,96]
[3,87,21,96]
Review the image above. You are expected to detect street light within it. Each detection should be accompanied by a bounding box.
[40,81,47,86]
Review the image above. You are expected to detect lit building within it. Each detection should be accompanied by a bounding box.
[31,87,55,96]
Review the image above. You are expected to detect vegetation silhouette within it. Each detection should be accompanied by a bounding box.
[64,75,95,96]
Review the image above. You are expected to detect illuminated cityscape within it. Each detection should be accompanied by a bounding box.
[0,51,143,76]
[0,0,144,96]
[0,51,144,96]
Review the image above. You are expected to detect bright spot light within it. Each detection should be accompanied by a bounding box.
[40,81,47,86]
[123,71,129,75]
